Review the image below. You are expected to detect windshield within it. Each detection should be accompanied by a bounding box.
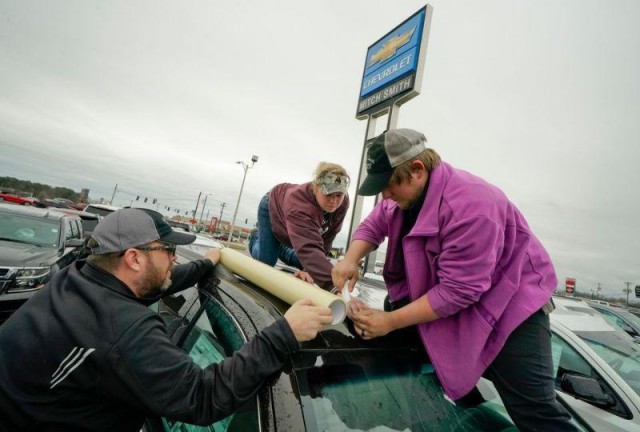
[295,348,514,431]
[614,308,640,328]
[0,210,60,247]
[576,330,640,396]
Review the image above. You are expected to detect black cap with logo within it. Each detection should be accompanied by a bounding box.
[358,128,427,196]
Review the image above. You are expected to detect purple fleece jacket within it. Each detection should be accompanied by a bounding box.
[353,162,556,399]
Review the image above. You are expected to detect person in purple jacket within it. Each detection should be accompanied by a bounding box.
[249,162,350,291]
[332,129,577,431]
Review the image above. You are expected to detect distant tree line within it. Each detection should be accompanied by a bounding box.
[0,176,79,201]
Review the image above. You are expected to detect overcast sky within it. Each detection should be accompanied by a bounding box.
[1,0,638,298]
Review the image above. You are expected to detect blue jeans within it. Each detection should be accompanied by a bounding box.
[250,194,303,269]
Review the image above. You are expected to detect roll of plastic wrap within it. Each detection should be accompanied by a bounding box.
[219,248,346,325]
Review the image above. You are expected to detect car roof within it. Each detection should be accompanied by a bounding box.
[177,247,416,353]
[551,296,622,329]
[553,295,592,308]
[551,309,619,332]
[589,302,629,313]
[0,202,75,221]
[54,207,99,220]
[84,204,120,211]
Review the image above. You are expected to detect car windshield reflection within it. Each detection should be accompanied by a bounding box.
[0,210,60,247]
[576,330,640,396]
[295,350,515,431]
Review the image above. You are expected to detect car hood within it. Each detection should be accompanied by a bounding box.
[0,240,59,267]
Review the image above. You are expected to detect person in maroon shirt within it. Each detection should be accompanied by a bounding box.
[249,162,350,291]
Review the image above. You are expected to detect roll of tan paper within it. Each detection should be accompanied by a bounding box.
[220,248,346,325]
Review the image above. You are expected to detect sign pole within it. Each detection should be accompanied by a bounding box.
[347,4,432,277]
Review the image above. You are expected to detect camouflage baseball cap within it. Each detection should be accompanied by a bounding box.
[317,173,350,195]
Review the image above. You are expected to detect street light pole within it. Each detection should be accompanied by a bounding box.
[227,155,258,246]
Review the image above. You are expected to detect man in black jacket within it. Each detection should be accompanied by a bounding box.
[0,208,332,431]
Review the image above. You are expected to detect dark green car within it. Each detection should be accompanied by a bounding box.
[144,245,517,432]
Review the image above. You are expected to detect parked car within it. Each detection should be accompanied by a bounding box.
[550,297,640,431]
[81,203,120,218]
[55,208,101,235]
[556,297,640,342]
[143,246,520,431]
[167,220,192,232]
[0,193,39,206]
[0,203,85,322]
[212,233,229,241]
[41,197,84,210]
[373,260,384,274]
[589,303,640,342]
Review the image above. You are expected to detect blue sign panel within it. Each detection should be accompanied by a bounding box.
[359,9,426,99]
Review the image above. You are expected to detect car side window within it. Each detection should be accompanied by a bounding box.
[551,333,592,379]
[74,220,83,238]
[68,219,81,239]
[152,288,259,432]
[63,220,74,241]
[598,310,627,330]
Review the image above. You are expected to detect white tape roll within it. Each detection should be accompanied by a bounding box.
[219,248,346,325]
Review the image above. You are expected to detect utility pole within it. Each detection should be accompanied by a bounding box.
[110,183,118,205]
[624,282,632,306]
[200,194,212,224]
[193,192,202,224]
[217,203,226,234]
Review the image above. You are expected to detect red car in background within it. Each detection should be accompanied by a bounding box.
[0,193,39,206]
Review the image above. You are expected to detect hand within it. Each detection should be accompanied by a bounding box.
[284,299,333,342]
[346,298,370,319]
[293,270,314,284]
[205,248,221,265]
[351,309,394,340]
[332,259,360,293]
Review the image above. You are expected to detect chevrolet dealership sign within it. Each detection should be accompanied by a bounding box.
[356,5,433,118]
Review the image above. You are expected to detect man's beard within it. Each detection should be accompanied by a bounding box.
[139,262,173,298]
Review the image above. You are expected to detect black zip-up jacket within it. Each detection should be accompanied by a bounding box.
[0,260,298,431]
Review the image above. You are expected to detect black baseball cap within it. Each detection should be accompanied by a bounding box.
[358,128,427,196]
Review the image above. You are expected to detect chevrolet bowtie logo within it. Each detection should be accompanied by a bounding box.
[368,26,416,67]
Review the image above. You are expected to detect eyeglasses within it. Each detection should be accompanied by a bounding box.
[134,244,177,256]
